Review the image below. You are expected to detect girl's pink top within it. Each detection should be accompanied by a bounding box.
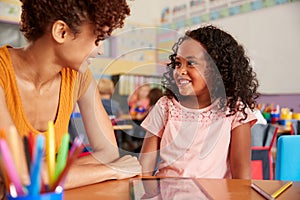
[141,96,257,178]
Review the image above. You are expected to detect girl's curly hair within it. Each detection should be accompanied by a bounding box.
[19,0,130,44]
[163,25,259,120]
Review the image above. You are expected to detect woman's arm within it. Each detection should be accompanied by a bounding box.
[64,155,140,189]
[139,131,161,176]
[0,87,15,132]
[77,79,119,163]
[64,80,141,188]
[229,122,252,179]
[0,87,30,185]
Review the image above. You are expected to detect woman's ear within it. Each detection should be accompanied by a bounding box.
[51,20,70,43]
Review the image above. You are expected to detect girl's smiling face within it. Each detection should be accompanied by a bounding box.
[173,39,210,99]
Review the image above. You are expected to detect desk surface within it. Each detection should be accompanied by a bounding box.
[64,177,300,200]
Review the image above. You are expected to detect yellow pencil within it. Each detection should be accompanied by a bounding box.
[46,121,56,186]
[271,181,293,198]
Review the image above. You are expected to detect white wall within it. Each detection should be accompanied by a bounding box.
[203,1,300,94]
[126,0,161,25]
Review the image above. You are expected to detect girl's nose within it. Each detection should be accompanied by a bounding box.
[179,65,188,75]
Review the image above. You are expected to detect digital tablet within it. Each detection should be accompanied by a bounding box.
[129,177,213,200]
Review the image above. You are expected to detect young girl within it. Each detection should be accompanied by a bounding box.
[139,25,259,179]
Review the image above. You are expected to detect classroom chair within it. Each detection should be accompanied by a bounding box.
[290,120,300,135]
[68,112,91,152]
[275,135,300,181]
[251,124,278,180]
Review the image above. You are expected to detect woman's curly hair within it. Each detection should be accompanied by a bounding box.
[19,0,130,44]
[163,25,259,120]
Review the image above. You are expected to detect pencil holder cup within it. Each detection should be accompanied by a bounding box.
[6,190,63,200]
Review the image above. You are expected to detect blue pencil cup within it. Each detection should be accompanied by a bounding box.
[7,190,63,200]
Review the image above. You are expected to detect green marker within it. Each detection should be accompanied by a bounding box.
[54,133,70,181]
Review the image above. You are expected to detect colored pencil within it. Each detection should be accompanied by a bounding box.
[28,131,35,161]
[6,126,23,180]
[54,133,70,181]
[0,129,6,140]
[50,136,83,191]
[46,121,56,187]
[27,135,45,195]
[23,136,31,174]
[0,139,25,196]
[271,181,293,198]
[251,182,274,200]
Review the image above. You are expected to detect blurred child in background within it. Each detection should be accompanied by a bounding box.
[98,78,122,118]
[128,84,151,121]
[133,87,163,153]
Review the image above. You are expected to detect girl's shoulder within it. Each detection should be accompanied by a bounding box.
[225,100,257,126]
[225,100,253,115]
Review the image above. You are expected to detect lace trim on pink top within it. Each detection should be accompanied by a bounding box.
[158,97,226,123]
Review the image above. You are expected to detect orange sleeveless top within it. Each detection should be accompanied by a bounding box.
[0,45,92,148]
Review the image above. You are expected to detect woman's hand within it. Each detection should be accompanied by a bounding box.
[52,154,141,189]
[108,155,141,179]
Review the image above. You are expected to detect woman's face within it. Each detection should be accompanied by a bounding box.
[173,39,210,98]
[57,23,105,73]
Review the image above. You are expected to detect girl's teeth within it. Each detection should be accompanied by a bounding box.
[180,80,190,84]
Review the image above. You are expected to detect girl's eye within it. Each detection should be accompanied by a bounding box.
[174,61,181,68]
[187,60,196,66]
